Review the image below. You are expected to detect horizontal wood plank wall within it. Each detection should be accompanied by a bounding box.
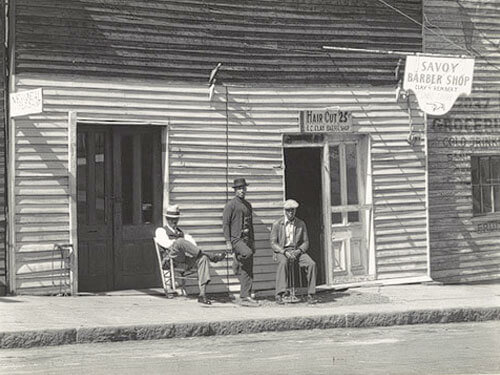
[14,0,421,86]
[13,75,427,294]
[0,0,6,295]
[425,0,500,283]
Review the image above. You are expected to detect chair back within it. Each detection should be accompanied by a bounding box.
[153,237,170,291]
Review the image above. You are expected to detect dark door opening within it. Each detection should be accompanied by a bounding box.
[77,125,163,292]
[284,147,325,285]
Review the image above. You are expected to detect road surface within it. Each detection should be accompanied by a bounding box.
[1,321,499,374]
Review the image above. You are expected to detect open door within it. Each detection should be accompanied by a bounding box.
[323,139,372,284]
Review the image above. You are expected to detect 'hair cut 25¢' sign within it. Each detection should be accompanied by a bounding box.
[299,108,352,133]
[403,55,475,116]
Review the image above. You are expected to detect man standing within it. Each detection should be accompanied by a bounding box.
[156,205,226,305]
[222,178,259,306]
[270,199,318,304]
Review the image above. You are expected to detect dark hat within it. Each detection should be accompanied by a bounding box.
[232,178,249,188]
[163,204,181,218]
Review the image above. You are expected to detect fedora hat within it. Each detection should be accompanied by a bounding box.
[163,204,181,218]
[232,178,249,188]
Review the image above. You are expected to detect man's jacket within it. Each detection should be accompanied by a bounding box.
[270,217,309,254]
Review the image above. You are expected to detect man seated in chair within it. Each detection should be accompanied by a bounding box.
[155,204,226,305]
[270,199,318,305]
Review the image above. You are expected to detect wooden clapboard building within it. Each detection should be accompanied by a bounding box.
[425,1,500,283]
[0,0,6,296]
[6,0,430,295]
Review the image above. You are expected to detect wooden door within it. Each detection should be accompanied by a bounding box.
[77,127,114,292]
[112,127,163,290]
[323,141,371,284]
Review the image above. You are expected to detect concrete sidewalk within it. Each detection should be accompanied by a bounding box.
[1,283,499,349]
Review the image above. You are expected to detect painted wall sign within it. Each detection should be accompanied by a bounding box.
[299,108,353,133]
[403,55,474,116]
[10,88,43,117]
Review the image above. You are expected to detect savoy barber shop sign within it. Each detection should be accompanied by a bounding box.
[299,108,353,133]
[404,55,475,116]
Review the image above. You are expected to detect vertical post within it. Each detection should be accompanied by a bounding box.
[68,112,78,295]
[161,124,169,224]
[6,0,16,294]
[321,143,332,285]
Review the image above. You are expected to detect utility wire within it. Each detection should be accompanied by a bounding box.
[375,0,500,73]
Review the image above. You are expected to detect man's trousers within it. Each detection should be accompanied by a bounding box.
[275,252,316,296]
[232,239,254,298]
[170,238,211,288]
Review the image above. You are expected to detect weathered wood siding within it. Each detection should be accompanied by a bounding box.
[0,0,6,295]
[15,0,421,86]
[12,75,427,294]
[425,0,500,282]
[11,0,427,294]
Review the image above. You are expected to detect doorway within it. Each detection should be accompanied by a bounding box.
[284,134,372,286]
[77,125,163,292]
[284,147,325,284]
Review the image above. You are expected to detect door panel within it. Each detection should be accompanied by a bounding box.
[113,128,162,290]
[325,141,370,284]
[77,128,113,292]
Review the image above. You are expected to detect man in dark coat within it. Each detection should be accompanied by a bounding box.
[222,178,259,306]
[156,204,225,305]
[270,199,317,304]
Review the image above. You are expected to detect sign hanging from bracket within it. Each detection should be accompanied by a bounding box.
[403,55,475,116]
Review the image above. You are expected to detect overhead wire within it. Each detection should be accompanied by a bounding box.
[375,0,500,73]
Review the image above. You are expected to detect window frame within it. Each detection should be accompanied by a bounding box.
[471,154,500,217]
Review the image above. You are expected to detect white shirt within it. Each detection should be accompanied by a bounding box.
[155,223,197,249]
[284,218,295,247]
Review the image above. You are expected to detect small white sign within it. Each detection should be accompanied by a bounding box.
[404,55,474,116]
[299,108,352,133]
[10,88,43,117]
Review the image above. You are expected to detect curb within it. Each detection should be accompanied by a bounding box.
[1,307,500,349]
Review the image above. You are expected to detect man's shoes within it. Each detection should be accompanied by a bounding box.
[307,295,318,305]
[240,296,260,306]
[275,294,285,305]
[206,251,227,263]
[198,295,212,305]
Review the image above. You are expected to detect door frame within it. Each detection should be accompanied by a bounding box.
[69,113,169,294]
[283,132,374,286]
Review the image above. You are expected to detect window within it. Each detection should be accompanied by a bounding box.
[329,142,360,224]
[472,155,500,215]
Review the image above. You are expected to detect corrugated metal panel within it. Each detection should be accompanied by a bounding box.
[15,0,421,86]
[13,75,427,294]
[425,0,500,282]
[0,0,7,296]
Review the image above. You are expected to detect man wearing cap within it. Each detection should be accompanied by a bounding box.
[222,178,259,306]
[155,204,226,305]
[270,199,318,304]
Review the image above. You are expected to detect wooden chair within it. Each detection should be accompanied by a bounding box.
[153,237,197,297]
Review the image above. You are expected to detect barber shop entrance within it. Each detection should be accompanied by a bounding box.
[284,133,372,285]
[76,125,163,292]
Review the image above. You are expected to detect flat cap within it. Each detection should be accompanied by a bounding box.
[283,199,299,209]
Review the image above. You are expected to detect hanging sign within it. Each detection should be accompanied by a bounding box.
[403,55,474,116]
[10,88,43,117]
[299,108,352,133]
